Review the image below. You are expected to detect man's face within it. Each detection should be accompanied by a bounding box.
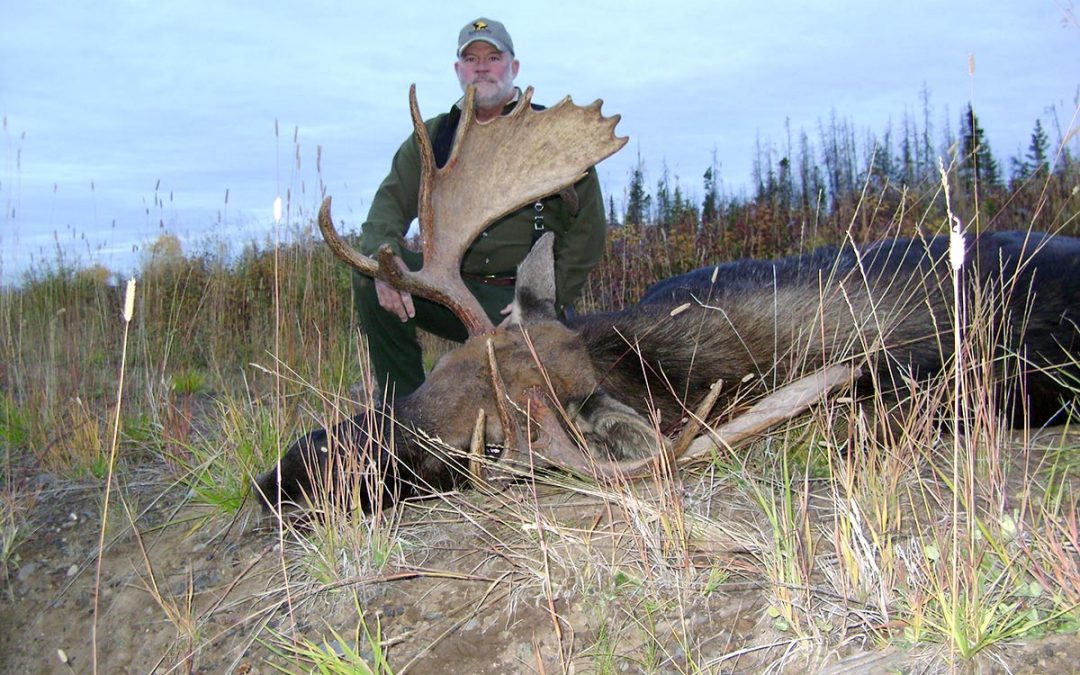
[455,41,519,109]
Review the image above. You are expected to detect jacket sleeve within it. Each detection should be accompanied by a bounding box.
[553,166,607,310]
[358,133,424,259]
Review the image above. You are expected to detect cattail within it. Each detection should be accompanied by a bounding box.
[122,278,136,323]
[936,156,965,272]
[949,217,965,272]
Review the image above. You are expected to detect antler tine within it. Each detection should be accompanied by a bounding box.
[410,84,436,248]
[319,198,401,285]
[506,86,535,118]
[686,363,861,457]
[468,407,487,487]
[317,196,495,334]
[454,84,478,148]
[486,339,523,448]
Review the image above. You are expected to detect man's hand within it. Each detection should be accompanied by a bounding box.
[375,256,415,322]
[497,302,514,328]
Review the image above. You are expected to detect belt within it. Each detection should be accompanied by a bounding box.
[463,273,517,287]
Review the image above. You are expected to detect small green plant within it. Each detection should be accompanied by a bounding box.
[582,615,619,675]
[0,487,36,591]
[636,600,664,673]
[290,484,407,587]
[743,442,816,638]
[265,598,392,674]
[171,368,209,396]
[121,412,159,454]
[0,393,29,450]
[701,566,729,597]
[174,396,283,513]
[42,396,108,478]
[894,532,1072,658]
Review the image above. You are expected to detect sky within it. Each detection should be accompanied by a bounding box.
[2,1,1078,284]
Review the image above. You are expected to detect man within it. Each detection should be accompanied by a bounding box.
[354,17,608,398]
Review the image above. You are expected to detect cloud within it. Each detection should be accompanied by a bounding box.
[2,0,1078,282]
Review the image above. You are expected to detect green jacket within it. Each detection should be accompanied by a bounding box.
[359,95,607,310]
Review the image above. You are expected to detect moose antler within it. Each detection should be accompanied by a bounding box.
[319,84,627,335]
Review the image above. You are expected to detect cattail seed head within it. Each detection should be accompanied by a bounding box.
[123,278,136,322]
[949,217,965,272]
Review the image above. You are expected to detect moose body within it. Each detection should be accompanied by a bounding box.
[576,230,1080,426]
[257,229,1080,512]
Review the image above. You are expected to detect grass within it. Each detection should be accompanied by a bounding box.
[0,143,1078,671]
[170,394,285,514]
[264,593,393,675]
[0,484,35,593]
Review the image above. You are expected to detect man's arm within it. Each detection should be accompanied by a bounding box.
[356,131,427,321]
[552,166,607,311]
[359,134,424,259]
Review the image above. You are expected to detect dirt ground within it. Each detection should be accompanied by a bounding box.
[2,454,1079,674]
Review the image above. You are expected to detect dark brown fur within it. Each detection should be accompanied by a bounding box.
[573,231,1079,427]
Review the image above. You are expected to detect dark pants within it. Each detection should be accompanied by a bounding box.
[352,247,515,399]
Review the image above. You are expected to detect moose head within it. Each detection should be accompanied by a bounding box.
[316,84,663,485]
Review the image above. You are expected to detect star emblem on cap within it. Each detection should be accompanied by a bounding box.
[473,21,488,31]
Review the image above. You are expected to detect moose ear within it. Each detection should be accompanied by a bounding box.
[570,391,658,461]
[509,232,558,325]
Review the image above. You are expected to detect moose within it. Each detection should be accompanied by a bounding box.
[256,86,1080,513]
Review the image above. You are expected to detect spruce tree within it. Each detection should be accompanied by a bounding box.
[625,155,650,226]
[959,103,1001,192]
[1026,119,1050,178]
[702,166,719,226]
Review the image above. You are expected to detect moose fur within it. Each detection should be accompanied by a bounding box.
[256,230,1080,512]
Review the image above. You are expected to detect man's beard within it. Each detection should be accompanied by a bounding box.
[461,75,514,109]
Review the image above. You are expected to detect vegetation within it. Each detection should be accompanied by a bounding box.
[1,100,1078,671]
[591,101,1079,309]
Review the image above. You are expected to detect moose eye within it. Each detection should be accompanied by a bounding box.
[485,445,505,458]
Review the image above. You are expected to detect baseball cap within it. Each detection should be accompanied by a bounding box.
[457,18,514,56]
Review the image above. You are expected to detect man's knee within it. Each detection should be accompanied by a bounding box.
[352,271,374,294]
[352,272,379,312]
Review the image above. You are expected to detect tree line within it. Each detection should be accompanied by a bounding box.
[586,94,1079,308]
[613,96,1075,248]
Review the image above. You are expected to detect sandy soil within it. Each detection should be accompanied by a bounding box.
[2,456,1079,674]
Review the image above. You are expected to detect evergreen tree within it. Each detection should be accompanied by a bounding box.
[821,111,858,209]
[920,84,934,178]
[1026,119,1050,178]
[899,111,917,187]
[876,125,896,185]
[607,194,620,227]
[959,103,1001,192]
[797,130,822,213]
[777,156,793,215]
[702,165,720,226]
[752,132,768,199]
[655,164,673,225]
[625,154,650,226]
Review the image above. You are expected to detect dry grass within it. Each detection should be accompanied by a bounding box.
[1,127,1079,672]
